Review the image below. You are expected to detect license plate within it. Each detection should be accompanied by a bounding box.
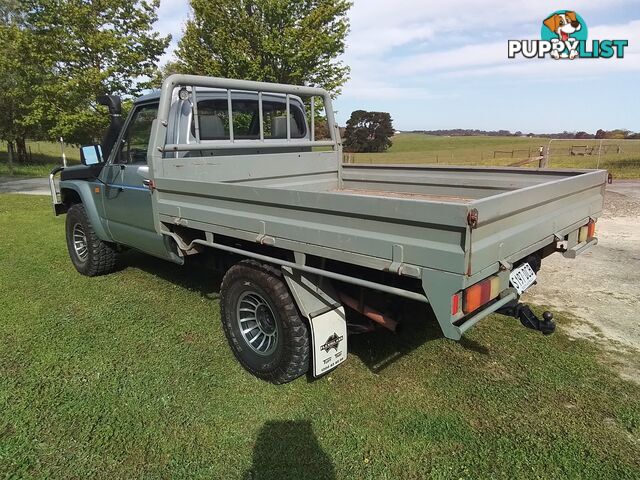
[509,262,536,294]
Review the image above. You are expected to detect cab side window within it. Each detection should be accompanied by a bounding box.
[116,103,158,164]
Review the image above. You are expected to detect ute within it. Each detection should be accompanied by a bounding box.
[49,75,606,384]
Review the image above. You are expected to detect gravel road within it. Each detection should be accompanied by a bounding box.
[0,176,50,195]
[524,183,640,382]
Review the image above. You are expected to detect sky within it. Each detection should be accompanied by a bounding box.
[154,0,640,133]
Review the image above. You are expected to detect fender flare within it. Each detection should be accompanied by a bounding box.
[59,180,112,242]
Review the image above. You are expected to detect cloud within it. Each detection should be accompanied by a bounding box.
[340,79,455,101]
[344,0,633,60]
[437,19,640,79]
[336,0,640,101]
[151,0,639,131]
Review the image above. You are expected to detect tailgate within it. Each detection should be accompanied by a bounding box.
[467,169,607,275]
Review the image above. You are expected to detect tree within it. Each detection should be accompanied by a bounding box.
[0,0,39,163]
[574,131,593,139]
[19,0,170,145]
[595,129,630,140]
[343,110,394,153]
[176,0,351,95]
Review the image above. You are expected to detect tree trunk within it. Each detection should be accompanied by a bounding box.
[16,136,28,163]
[7,141,15,175]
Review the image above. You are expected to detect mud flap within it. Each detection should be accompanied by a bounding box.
[282,267,347,377]
[309,307,348,377]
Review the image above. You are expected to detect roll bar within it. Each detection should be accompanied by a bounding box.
[153,74,338,153]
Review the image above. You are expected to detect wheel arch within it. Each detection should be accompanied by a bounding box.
[59,180,112,242]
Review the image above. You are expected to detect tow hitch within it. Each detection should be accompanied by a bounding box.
[498,303,556,335]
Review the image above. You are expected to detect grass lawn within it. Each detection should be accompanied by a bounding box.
[0,194,639,479]
[352,134,640,179]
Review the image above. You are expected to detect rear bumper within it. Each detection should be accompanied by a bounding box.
[563,237,598,259]
[456,289,519,336]
[449,233,597,338]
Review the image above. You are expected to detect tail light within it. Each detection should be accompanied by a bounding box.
[451,292,461,315]
[578,219,596,243]
[461,275,501,315]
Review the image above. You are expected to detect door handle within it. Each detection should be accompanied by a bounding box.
[142,179,151,187]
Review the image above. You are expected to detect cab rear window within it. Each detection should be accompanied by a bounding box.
[193,96,306,140]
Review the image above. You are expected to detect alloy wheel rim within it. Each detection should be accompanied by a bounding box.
[236,291,279,355]
[72,223,89,261]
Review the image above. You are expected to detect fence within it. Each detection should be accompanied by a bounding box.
[544,138,640,170]
[343,136,640,176]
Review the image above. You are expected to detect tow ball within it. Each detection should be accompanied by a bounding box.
[498,303,556,335]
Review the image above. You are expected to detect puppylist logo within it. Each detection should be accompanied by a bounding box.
[509,10,628,60]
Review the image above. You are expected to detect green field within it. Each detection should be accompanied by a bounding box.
[351,134,640,179]
[1,194,639,479]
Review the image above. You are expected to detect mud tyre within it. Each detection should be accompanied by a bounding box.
[65,204,117,276]
[220,260,310,384]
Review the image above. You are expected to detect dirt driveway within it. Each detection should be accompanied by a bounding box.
[524,181,640,382]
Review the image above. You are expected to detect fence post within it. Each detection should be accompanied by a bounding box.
[59,137,67,168]
[596,139,603,169]
[539,145,549,168]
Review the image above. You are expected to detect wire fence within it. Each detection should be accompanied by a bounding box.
[545,139,640,170]
[344,137,640,178]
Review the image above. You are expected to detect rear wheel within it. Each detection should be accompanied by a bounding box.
[220,260,310,384]
[65,204,117,276]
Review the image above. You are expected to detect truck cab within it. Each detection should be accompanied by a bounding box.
[55,88,313,262]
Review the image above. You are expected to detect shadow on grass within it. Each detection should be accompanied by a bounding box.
[347,301,489,374]
[245,421,335,480]
[118,250,223,300]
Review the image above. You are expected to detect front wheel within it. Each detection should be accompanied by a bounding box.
[219,260,310,384]
[65,204,117,276]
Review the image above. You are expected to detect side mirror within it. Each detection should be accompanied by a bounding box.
[80,145,103,166]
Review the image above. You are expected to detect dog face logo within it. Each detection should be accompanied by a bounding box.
[543,11,581,42]
[541,10,588,60]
